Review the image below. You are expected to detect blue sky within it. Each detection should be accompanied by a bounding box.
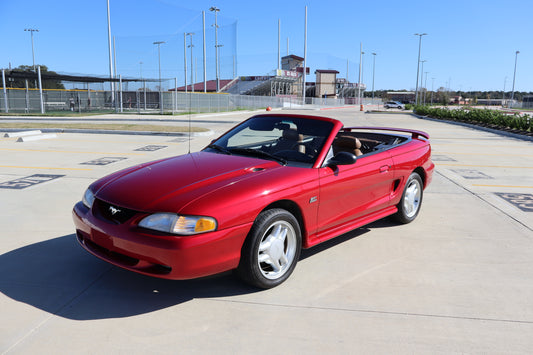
[1,0,532,92]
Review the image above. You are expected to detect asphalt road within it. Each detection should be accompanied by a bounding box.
[1,108,532,354]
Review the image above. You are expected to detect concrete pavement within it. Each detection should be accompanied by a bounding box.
[1,108,532,354]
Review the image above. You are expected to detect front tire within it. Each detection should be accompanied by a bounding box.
[237,208,301,289]
[394,172,423,224]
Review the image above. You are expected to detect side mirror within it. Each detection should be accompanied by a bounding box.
[327,151,357,167]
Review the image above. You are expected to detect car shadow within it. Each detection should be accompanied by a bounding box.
[1,221,398,321]
[299,217,399,260]
[299,227,371,260]
[0,234,257,321]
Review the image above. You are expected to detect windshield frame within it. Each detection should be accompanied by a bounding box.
[204,114,341,168]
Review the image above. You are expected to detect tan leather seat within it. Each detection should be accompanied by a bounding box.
[333,135,363,156]
[278,129,305,153]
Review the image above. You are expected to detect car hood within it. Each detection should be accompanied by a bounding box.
[94,151,282,212]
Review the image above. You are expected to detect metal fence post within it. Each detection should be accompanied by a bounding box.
[37,67,45,114]
[174,78,178,114]
[136,90,140,114]
[87,83,91,112]
[143,80,147,111]
[2,69,8,113]
[25,80,29,113]
[119,75,123,113]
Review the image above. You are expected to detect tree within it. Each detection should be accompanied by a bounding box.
[6,65,65,89]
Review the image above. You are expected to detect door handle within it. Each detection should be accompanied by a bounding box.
[379,165,390,173]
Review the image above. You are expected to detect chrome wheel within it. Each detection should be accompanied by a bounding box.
[403,178,422,218]
[394,172,424,224]
[257,220,297,280]
[237,208,301,289]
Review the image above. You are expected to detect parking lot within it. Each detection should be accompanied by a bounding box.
[1,108,532,354]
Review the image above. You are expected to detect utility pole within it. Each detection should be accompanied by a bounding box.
[414,33,427,105]
[153,41,165,114]
[210,7,221,92]
[106,0,114,104]
[510,50,520,108]
[187,33,195,93]
[303,6,307,105]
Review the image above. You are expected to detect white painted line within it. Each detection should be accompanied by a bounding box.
[16,133,57,142]
[4,130,42,138]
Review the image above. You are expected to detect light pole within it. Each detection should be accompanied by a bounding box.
[303,6,307,105]
[153,41,165,114]
[106,0,114,104]
[361,51,365,85]
[278,19,281,70]
[357,43,362,106]
[419,59,427,104]
[431,77,435,105]
[502,76,507,107]
[183,33,187,93]
[209,6,220,92]
[25,28,39,88]
[187,32,195,92]
[424,71,429,105]
[414,33,427,105]
[371,53,377,102]
[510,50,519,108]
[140,61,147,111]
[202,11,207,92]
[419,60,427,91]
[24,28,39,72]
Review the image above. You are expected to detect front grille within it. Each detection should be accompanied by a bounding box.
[94,199,138,224]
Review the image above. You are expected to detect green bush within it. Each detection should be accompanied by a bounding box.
[413,106,532,132]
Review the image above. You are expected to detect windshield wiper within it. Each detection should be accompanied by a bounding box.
[230,148,287,165]
[206,144,232,155]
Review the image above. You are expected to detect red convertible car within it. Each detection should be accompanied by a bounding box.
[73,114,434,288]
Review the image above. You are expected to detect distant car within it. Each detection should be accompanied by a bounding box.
[72,114,434,289]
[384,101,405,109]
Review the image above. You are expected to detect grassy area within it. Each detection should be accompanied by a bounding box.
[0,122,209,133]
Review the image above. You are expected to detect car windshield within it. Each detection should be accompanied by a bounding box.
[205,115,334,167]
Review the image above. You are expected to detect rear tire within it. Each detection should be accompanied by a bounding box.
[237,208,301,289]
[394,172,423,224]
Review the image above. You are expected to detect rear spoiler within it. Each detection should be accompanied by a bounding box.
[342,126,430,140]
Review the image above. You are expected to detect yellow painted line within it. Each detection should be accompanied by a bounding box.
[472,184,533,189]
[0,148,144,155]
[0,165,92,171]
[438,163,533,169]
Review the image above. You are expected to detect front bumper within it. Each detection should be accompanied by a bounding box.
[72,201,252,280]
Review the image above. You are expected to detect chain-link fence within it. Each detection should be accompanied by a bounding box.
[1,87,363,114]
[0,88,112,113]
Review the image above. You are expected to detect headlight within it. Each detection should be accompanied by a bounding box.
[82,188,95,209]
[138,213,217,235]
